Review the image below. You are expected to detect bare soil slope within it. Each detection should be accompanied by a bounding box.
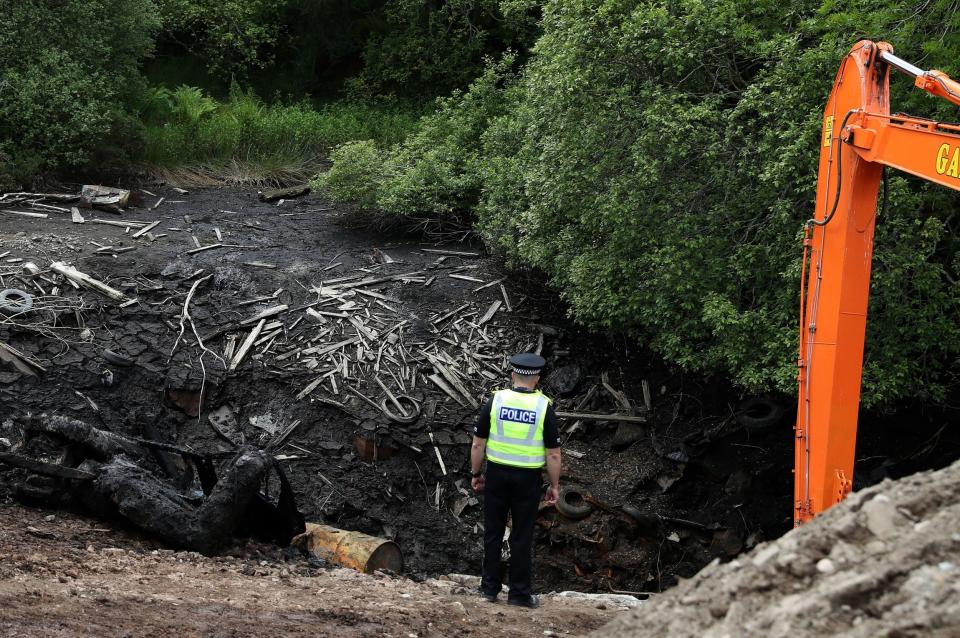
[592,459,960,638]
[0,505,615,637]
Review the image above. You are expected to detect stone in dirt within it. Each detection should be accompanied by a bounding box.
[590,459,960,638]
[208,404,244,446]
[258,184,310,202]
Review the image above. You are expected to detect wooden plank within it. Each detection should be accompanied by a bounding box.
[420,248,480,257]
[555,411,647,423]
[375,376,408,417]
[89,218,148,229]
[428,432,447,476]
[186,243,224,255]
[448,274,484,283]
[229,319,266,371]
[131,220,161,239]
[425,354,477,407]
[337,271,426,290]
[473,277,506,292]
[426,374,466,407]
[240,304,289,326]
[432,303,469,325]
[302,336,360,357]
[478,300,502,326]
[297,376,327,401]
[4,210,47,218]
[305,307,328,323]
[49,262,129,302]
[345,385,383,412]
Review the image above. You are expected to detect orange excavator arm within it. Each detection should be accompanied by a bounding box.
[795,40,960,526]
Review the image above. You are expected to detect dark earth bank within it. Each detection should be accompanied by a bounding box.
[1,185,957,595]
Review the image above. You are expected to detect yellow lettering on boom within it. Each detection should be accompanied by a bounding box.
[823,116,834,148]
[949,148,960,178]
[936,143,951,174]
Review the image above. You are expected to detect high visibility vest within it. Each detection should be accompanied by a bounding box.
[486,389,549,468]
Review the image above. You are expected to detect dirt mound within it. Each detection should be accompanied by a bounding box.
[592,459,960,637]
[0,505,616,637]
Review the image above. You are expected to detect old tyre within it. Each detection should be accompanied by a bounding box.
[735,397,785,430]
[0,289,33,315]
[556,487,593,520]
[379,395,421,424]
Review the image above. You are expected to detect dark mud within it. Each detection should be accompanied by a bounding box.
[1,186,957,594]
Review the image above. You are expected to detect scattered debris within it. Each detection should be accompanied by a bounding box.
[209,405,244,446]
[1,185,872,599]
[49,262,129,302]
[258,184,311,202]
[0,289,33,315]
[80,185,130,209]
[291,523,402,574]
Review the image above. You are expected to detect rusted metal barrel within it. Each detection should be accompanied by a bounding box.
[291,523,403,574]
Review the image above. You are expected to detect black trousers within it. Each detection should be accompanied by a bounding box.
[480,461,542,600]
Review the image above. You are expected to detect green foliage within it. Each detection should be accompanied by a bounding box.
[0,0,159,180]
[374,56,520,217]
[314,56,520,217]
[170,85,218,124]
[155,0,284,80]
[325,0,960,406]
[356,1,540,95]
[143,87,422,170]
[150,0,541,96]
[312,141,383,208]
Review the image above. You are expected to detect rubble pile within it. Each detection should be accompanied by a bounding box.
[593,459,960,637]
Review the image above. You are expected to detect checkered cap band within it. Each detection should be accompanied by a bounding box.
[511,365,542,375]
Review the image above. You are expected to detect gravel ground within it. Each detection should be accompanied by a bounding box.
[0,504,618,637]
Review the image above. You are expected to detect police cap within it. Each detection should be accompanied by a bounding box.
[509,352,546,376]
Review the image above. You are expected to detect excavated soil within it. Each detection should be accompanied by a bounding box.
[592,458,960,637]
[0,504,616,637]
[1,185,958,599]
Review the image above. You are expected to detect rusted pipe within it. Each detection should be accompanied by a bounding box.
[291,523,403,574]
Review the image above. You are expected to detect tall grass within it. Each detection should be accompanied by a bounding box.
[141,85,422,184]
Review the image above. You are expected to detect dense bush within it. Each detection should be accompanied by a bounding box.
[315,57,520,215]
[0,0,159,180]
[313,140,383,208]
[320,0,960,406]
[356,1,540,95]
[152,0,541,95]
[155,0,284,80]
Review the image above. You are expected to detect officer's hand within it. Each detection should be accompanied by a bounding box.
[471,475,485,493]
[545,485,559,506]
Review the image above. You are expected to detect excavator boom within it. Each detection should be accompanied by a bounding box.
[795,41,960,525]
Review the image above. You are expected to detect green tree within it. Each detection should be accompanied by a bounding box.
[0,0,160,179]
[155,0,285,80]
[323,0,960,407]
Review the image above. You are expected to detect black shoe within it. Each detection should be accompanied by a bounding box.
[507,595,539,609]
[479,590,498,603]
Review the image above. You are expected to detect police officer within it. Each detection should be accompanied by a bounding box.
[470,352,562,608]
